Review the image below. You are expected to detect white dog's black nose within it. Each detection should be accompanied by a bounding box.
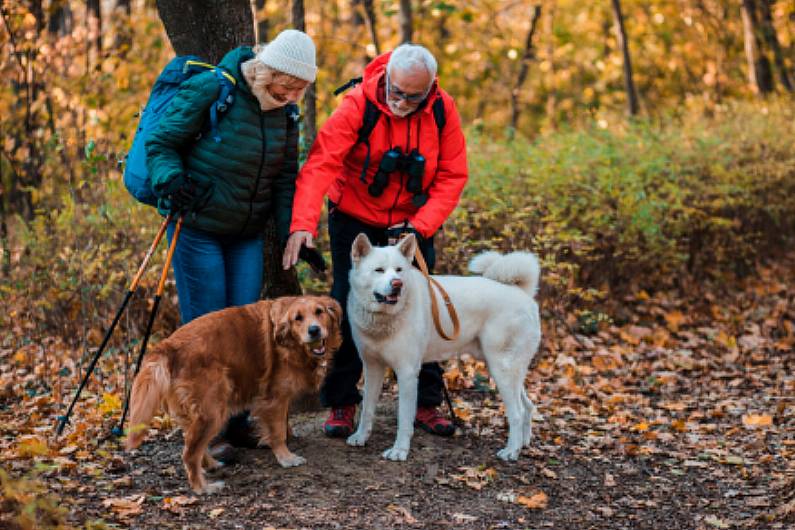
[308,325,321,338]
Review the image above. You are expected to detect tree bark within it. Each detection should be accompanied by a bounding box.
[291,0,317,149]
[87,0,102,70]
[510,5,542,133]
[757,0,792,92]
[399,0,412,44]
[47,1,72,36]
[254,0,268,43]
[610,0,639,116]
[741,0,774,95]
[544,2,557,130]
[361,0,380,56]
[155,0,254,64]
[154,0,301,299]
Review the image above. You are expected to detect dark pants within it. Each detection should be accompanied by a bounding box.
[319,208,445,408]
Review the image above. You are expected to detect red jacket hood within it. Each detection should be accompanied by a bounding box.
[361,52,440,116]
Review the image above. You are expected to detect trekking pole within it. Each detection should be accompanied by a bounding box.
[113,215,183,437]
[56,214,173,436]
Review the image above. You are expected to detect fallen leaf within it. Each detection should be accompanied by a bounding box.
[16,435,50,458]
[742,414,772,428]
[516,490,548,510]
[387,504,417,524]
[102,494,144,519]
[208,507,225,518]
[703,515,730,528]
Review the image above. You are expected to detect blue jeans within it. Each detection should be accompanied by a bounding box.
[166,223,264,325]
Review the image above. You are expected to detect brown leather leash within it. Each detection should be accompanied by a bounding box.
[413,247,461,341]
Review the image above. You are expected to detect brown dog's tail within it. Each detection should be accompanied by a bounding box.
[125,353,170,450]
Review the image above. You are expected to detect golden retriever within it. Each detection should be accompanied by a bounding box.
[125,295,342,494]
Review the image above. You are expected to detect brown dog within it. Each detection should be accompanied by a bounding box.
[125,295,342,494]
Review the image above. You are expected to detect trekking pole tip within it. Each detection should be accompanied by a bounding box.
[55,415,68,436]
[111,425,124,437]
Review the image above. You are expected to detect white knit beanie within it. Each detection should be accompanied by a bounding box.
[256,29,317,83]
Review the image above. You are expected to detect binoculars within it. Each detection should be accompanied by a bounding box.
[368,147,429,207]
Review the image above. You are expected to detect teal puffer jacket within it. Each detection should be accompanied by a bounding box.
[145,46,298,240]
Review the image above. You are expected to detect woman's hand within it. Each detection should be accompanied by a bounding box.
[283,230,314,270]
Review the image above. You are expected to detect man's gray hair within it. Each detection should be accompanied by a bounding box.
[387,44,438,79]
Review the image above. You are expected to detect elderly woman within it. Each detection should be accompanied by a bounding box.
[145,29,317,454]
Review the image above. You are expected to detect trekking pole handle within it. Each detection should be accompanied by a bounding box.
[129,214,172,293]
[157,216,183,296]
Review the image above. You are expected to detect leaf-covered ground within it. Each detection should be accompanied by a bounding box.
[2,254,794,529]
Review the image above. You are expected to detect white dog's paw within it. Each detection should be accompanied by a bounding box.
[382,445,409,461]
[277,453,306,468]
[523,425,534,447]
[346,432,369,447]
[496,446,521,461]
[199,480,225,495]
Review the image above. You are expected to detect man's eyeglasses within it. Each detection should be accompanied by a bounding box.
[386,74,430,103]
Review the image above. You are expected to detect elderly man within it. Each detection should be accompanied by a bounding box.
[283,43,468,438]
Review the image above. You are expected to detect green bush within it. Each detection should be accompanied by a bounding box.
[437,99,795,301]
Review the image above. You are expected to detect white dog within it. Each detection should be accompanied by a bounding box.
[345,233,542,461]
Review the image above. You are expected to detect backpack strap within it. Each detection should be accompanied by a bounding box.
[357,99,381,184]
[334,77,363,96]
[209,67,237,143]
[431,96,446,139]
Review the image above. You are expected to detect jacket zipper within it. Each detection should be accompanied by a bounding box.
[240,111,267,235]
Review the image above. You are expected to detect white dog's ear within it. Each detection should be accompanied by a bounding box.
[351,233,372,264]
[396,233,417,260]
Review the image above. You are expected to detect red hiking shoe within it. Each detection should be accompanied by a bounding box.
[415,406,455,437]
[323,405,356,438]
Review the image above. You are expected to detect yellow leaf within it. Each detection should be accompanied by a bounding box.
[517,491,548,509]
[208,508,225,518]
[630,421,649,432]
[16,436,50,458]
[99,392,121,415]
[742,414,773,428]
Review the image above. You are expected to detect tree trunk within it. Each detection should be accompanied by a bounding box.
[87,0,102,70]
[361,0,380,56]
[741,0,774,95]
[399,0,412,43]
[254,0,268,43]
[154,0,301,299]
[48,1,72,36]
[510,5,542,133]
[544,2,557,130]
[610,0,639,116]
[291,0,317,149]
[155,0,254,64]
[758,0,792,92]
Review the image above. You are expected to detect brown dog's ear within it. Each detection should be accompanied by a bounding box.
[269,297,295,342]
[320,296,343,325]
[351,233,372,264]
[397,233,417,260]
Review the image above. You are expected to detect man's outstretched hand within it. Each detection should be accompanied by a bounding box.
[283,230,314,270]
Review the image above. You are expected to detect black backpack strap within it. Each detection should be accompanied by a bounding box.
[357,99,381,183]
[431,96,446,139]
[334,76,363,96]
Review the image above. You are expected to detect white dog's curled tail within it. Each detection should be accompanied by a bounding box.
[468,251,540,297]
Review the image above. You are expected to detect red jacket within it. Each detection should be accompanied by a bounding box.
[290,52,468,239]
